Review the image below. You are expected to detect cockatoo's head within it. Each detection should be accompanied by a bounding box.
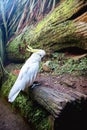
[26,45,46,61]
[35,49,46,58]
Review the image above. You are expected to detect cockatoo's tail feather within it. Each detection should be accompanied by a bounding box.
[8,80,26,102]
[8,89,20,102]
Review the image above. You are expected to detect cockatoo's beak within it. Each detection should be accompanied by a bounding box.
[26,45,40,53]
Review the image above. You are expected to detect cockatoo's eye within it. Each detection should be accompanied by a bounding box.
[40,54,42,57]
[38,53,42,57]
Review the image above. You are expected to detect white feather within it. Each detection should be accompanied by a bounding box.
[8,50,46,102]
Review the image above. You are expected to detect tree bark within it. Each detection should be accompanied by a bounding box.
[6,0,87,62]
[31,86,86,118]
[28,73,87,118]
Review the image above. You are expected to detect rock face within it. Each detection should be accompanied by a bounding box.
[6,0,87,62]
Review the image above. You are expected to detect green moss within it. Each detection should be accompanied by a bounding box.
[1,74,17,97]
[13,93,50,130]
[48,53,87,76]
[1,73,50,130]
[33,0,79,34]
[6,32,31,62]
[6,0,87,61]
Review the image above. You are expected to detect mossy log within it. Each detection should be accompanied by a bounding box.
[31,74,87,129]
[6,0,87,62]
[1,71,87,130]
[31,82,87,118]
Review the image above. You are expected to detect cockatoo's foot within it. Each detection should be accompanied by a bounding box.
[31,81,41,89]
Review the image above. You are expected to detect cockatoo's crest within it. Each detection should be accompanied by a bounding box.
[26,45,43,53]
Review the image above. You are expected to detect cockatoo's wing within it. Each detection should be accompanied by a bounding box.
[22,62,39,88]
[8,62,39,102]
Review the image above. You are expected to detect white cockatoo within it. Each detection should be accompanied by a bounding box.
[8,46,46,103]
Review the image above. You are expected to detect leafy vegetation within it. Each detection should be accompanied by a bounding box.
[45,53,87,76]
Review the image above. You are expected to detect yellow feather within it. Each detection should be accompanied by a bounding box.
[27,45,41,53]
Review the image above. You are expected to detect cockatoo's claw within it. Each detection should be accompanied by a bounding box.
[31,81,41,89]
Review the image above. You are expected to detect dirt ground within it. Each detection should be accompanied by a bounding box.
[0,98,33,130]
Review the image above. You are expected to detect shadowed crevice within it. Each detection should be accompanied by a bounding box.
[54,98,87,130]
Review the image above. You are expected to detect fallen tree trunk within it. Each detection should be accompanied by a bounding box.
[30,74,87,129]
[32,86,86,117]
[6,0,87,62]
[1,66,87,130]
[31,74,87,118]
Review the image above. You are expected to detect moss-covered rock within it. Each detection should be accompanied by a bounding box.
[1,73,51,130]
[6,0,87,62]
[6,33,31,62]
